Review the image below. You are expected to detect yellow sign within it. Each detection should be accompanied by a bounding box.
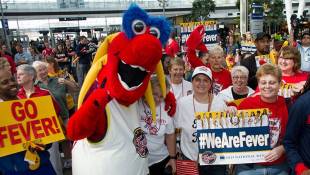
[194,109,270,129]
[180,21,217,27]
[0,96,65,157]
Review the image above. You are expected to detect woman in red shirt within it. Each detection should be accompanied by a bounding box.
[277,46,308,99]
[236,64,289,175]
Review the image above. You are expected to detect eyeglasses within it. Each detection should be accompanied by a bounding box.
[232,76,247,80]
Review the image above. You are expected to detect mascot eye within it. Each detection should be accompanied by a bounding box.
[132,20,146,35]
[149,27,160,39]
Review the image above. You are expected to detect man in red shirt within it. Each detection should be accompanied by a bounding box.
[42,41,55,59]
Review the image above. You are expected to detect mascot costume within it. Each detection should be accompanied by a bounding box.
[67,4,176,175]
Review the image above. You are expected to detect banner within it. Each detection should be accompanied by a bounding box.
[0,96,65,157]
[195,109,271,165]
[240,41,256,54]
[179,21,218,52]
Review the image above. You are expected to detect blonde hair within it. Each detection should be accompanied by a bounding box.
[256,64,282,83]
[168,57,185,71]
[0,57,10,70]
[278,46,301,72]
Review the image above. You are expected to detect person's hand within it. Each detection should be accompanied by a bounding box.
[264,145,285,162]
[186,25,207,52]
[165,159,176,174]
[292,81,306,94]
[301,170,310,175]
[225,106,237,116]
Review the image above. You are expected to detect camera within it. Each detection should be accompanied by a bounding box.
[291,11,309,40]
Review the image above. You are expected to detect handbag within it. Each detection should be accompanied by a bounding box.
[176,159,199,175]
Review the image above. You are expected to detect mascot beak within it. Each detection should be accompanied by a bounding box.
[144,60,166,123]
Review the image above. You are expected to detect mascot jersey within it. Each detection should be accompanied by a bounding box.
[66,3,174,175]
[72,99,148,175]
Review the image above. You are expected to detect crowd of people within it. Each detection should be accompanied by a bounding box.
[0,36,96,175]
[0,26,309,175]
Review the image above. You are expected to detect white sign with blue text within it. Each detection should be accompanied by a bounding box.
[195,109,271,165]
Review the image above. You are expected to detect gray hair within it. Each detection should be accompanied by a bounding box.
[32,61,48,69]
[150,74,170,94]
[17,64,37,82]
[208,45,224,57]
[231,65,249,77]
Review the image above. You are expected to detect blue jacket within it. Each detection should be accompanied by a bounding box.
[284,90,310,172]
[0,148,55,175]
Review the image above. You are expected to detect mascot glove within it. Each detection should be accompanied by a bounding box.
[67,88,111,141]
[186,25,208,53]
[164,91,177,117]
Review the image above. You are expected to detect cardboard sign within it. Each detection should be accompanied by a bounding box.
[195,109,272,165]
[180,21,218,52]
[0,96,65,157]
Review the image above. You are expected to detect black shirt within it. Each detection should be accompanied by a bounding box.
[231,88,248,100]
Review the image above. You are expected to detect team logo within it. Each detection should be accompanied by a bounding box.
[201,151,217,164]
[133,127,149,158]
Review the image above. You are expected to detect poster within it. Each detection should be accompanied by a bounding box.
[0,96,65,157]
[195,109,272,165]
[179,21,218,52]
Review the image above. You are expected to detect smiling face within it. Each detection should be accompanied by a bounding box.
[0,70,18,100]
[34,64,48,82]
[192,74,212,96]
[256,64,281,103]
[169,64,185,84]
[232,70,248,93]
[258,74,280,102]
[277,54,295,74]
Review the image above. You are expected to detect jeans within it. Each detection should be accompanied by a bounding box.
[235,163,289,175]
[76,63,90,87]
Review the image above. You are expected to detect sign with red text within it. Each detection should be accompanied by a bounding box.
[0,96,65,157]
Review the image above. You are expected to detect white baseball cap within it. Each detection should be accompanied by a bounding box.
[192,66,212,80]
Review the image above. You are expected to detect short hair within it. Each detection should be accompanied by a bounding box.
[150,74,170,94]
[278,46,301,72]
[45,56,60,72]
[231,65,249,77]
[208,45,224,57]
[256,64,282,83]
[17,64,37,82]
[0,57,10,70]
[301,32,310,39]
[32,61,48,69]
[79,36,87,41]
[168,57,185,71]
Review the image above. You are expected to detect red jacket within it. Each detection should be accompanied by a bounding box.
[17,85,60,115]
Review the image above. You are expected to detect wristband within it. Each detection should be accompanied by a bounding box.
[169,155,177,159]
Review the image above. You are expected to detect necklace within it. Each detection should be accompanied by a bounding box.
[142,101,162,135]
[193,94,213,129]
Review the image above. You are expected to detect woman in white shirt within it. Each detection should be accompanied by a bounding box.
[174,66,229,175]
[168,57,192,100]
[216,65,254,105]
[138,75,176,175]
